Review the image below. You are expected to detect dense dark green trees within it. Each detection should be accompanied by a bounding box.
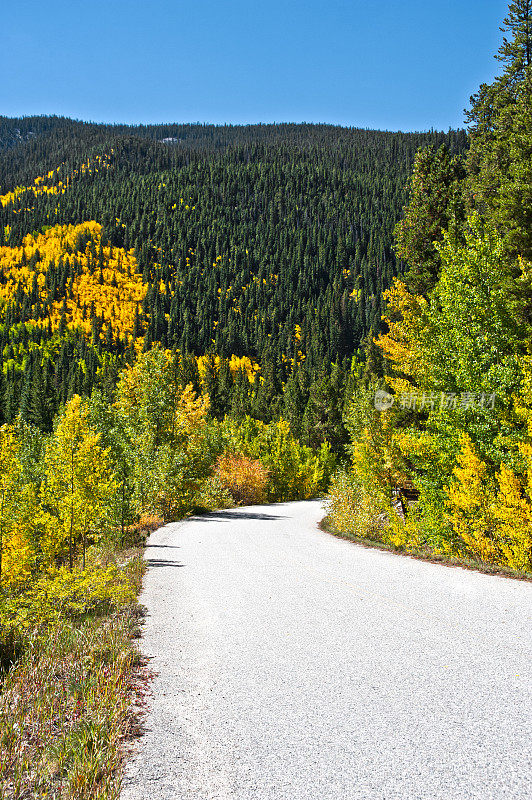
[465,0,532,260]
[394,145,466,296]
[0,118,467,447]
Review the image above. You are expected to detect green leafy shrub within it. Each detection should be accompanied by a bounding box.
[0,561,138,646]
[325,470,385,541]
[194,474,235,512]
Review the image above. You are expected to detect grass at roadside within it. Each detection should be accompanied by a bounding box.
[0,546,150,800]
[320,515,532,583]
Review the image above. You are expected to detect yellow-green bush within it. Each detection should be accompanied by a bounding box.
[0,560,138,647]
[194,474,234,512]
[325,470,385,541]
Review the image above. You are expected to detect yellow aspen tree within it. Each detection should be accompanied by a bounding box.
[0,424,35,588]
[491,464,532,571]
[0,221,146,344]
[488,355,532,570]
[42,396,116,570]
[116,347,210,519]
[375,279,431,395]
[445,433,499,563]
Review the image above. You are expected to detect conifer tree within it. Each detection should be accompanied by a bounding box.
[466,0,532,258]
[394,146,465,296]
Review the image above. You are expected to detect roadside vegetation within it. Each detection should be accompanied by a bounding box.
[0,548,144,800]
[327,1,532,576]
[0,346,332,798]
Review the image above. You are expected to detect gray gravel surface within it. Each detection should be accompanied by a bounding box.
[121,500,532,800]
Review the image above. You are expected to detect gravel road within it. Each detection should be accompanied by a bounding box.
[121,500,532,800]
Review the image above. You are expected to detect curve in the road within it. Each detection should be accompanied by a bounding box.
[121,500,532,800]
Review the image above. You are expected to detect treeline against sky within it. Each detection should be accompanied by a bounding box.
[0,117,465,441]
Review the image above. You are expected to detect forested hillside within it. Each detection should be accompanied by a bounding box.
[0,118,465,435]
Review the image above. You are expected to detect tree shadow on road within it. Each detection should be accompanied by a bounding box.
[146,543,180,549]
[146,558,185,568]
[195,510,287,521]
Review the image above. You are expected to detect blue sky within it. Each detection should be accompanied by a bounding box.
[3,0,509,131]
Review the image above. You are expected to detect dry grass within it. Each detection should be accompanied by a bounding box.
[0,553,149,799]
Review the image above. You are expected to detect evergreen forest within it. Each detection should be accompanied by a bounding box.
[0,117,466,439]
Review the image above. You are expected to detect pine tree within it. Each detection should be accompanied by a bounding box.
[466,0,532,259]
[230,369,252,419]
[282,367,307,439]
[394,145,465,296]
[496,0,532,80]
[301,364,347,452]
